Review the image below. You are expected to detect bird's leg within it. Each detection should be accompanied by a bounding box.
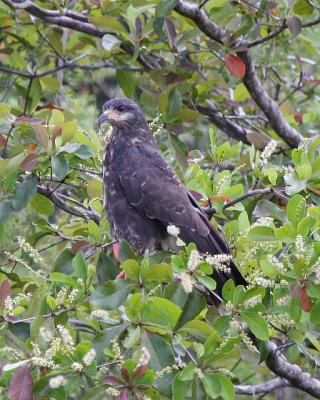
[116,270,127,279]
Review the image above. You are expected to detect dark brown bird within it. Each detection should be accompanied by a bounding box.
[99,97,246,297]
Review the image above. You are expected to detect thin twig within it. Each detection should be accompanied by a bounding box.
[1,122,15,157]
[0,61,143,80]
[37,184,100,224]
[23,77,33,115]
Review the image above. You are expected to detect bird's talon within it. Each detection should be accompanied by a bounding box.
[116,270,128,279]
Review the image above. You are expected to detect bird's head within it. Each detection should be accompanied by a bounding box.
[99,97,145,129]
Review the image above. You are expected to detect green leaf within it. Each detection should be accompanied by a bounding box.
[141,331,175,397]
[293,0,313,15]
[178,363,197,382]
[30,193,54,215]
[0,199,14,222]
[40,76,60,91]
[0,102,11,117]
[253,199,287,222]
[144,263,173,283]
[49,272,75,286]
[92,325,127,364]
[167,87,182,117]
[180,320,215,341]
[197,275,216,291]
[175,291,206,329]
[310,300,320,324]
[53,249,74,274]
[101,34,121,51]
[146,297,181,328]
[248,226,275,241]
[216,373,235,400]
[222,279,235,301]
[89,16,128,34]
[275,223,296,244]
[51,154,69,179]
[61,121,77,143]
[155,0,178,18]
[72,251,87,283]
[234,83,250,102]
[287,194,306,228]
[90,280,133,309]
[28,78,41,113]
[116,70,138,98]
[200,373,221,398]
[96,253,119,283]
[297,216,313,237]
[12,175,37,211]
[123,326,141,348]
[50,109,64,125]
[121,259,140,282]
[241,311,269,340]
[290,298,302,321]
[212,315,231,336]
[57,143,95,159]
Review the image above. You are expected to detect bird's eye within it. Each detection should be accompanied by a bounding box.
[116,106,125,112]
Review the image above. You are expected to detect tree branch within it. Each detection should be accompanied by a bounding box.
[196,105,251,144]
[266,341,320,398]
[2,0,158,71]
[224,188,272,209]
[0,61,143,80]
[239,51,304,148]
[174,0,304,149]
[235,377,290,395]
[37,185,100,224]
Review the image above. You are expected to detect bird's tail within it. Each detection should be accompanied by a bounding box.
[179,214,247,303]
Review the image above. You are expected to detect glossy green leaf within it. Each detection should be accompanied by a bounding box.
[242,311,269,340]
[248,226,275,241]
[12,175,37,211]
[90,280,133,309]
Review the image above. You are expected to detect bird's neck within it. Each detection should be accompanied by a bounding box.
[111,119,155,144]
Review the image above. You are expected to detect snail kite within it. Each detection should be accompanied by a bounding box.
[99,97,246,296]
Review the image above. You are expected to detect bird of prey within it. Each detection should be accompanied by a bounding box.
[99,97,246,297]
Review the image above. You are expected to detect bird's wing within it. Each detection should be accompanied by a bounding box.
[117,142,229,255]
[117,141,247,295]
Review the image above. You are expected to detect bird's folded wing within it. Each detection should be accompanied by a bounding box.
[117,143,229,252]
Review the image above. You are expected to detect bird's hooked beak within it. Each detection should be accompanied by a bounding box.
[99,110,109,129]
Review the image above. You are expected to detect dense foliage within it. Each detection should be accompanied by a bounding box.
[1,0,320,399]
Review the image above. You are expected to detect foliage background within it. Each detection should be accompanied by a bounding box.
[1,0,320,399]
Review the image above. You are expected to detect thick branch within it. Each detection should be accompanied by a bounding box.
[2,0,158,70]
[2,0,104,37]
[266,341,320,398]
[37,185,100,224]
[239,51,304,148]
[174,0,304,148]
[235,377,290,395]
[196,105,250,144]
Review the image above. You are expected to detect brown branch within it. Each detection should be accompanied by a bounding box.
[37,184,100,224]
[2,0,158,71]
[238,51,303,148]
[196,105,251,144]
[224,188,272,208]
[0,61,143,80]
[2,0,104,37]
[174,0,304,149]
[235,377,290,395]
[202,188,272,216]
[248,14,320,47]
[266,341,320,398]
